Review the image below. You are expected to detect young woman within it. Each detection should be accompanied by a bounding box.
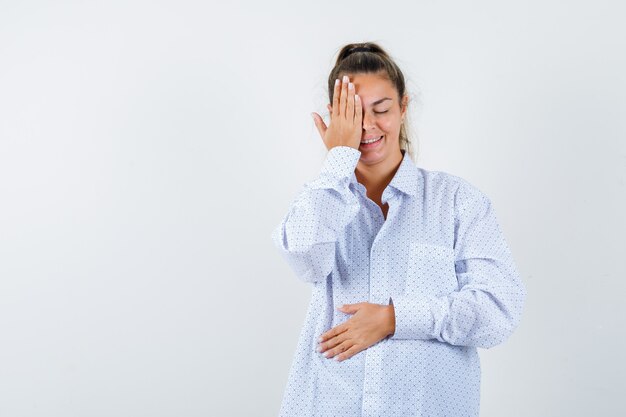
[271,42,526,417]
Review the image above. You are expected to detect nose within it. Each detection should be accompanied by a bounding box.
[362,111,375,131]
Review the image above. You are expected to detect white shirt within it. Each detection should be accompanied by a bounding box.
[271,146,526,417]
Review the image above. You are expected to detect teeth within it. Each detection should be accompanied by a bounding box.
[361,136,382,144]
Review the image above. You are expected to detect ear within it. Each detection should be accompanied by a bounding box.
[401,94,409,120]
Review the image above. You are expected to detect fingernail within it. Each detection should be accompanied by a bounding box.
[316,345,322,352]
[348,82,354,90]
[335,78,339,86]
[343,75,348,83]
[318,336,323,343]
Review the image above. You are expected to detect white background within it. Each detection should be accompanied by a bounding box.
[1,1,624,416]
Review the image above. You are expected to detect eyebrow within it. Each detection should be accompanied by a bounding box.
[371,97,392,106]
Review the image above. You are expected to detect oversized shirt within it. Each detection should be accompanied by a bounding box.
[270,146,526,417]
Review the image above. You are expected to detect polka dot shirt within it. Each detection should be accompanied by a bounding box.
[271,146,527,417]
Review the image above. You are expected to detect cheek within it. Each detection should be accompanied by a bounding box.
[378,119,397,133]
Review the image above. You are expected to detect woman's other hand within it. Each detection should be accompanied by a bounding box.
[311,74,363,151]
[316,302,395,362]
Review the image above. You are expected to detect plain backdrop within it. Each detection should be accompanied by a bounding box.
[1,1,624,416]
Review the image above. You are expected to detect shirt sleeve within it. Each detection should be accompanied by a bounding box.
[270,146,362,284]
[388,180,527,349]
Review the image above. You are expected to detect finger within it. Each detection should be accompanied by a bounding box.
[324,339,352,359]
[354,93,362,126]
[339,75,349,119]
[321,331,348,352]
[346,82,355,122]
[319,323,347,344]
[331,78,340,119]
[335,343,362,362]
[311,112,327,139]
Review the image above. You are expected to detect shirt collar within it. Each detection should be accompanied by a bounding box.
[387,149,418,197]
[350,149,419,198]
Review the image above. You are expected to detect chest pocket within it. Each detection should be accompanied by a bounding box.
[406,242,458,296]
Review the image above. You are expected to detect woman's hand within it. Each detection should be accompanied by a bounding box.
[316,302,396,362]
[311,74,363,151]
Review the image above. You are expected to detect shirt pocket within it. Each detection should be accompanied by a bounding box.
[406,242,458,296]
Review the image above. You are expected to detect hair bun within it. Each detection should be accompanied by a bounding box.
[349,46,373,53]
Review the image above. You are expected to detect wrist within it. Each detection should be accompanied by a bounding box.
[386,304,396,337]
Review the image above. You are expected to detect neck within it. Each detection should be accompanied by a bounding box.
[355,150,404,197]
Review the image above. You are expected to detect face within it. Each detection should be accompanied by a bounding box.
[347,72,408,166]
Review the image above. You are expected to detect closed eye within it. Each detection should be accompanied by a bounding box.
[374,110,388,114]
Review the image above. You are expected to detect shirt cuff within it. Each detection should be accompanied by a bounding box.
[308,146,361,190]
[388,293,439,340]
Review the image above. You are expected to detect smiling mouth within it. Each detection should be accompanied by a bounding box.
[360,135,383,145]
